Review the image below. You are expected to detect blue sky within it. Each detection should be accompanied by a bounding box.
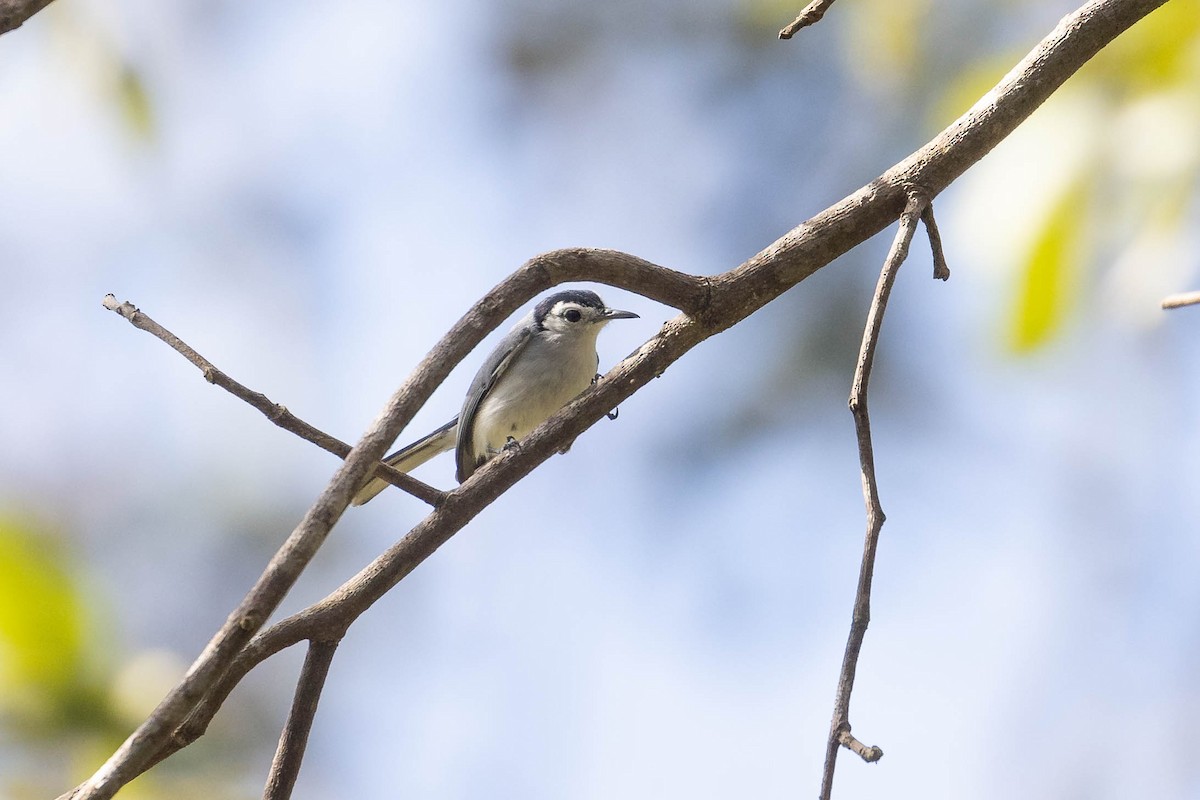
[2,1,1199,798]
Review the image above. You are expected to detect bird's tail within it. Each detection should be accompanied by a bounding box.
[351,417,458,506]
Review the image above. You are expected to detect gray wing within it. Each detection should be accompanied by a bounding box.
[455,322,535,483]
[351,417,458,506]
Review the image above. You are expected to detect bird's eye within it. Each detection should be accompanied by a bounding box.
[564,309,582,322]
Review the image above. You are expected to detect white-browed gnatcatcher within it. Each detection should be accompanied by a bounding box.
[353,289,638,505]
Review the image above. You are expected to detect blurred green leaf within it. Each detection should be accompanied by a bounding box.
[0,518,86,700]
[991,2,1200,351]
[45,8,157,143]
[1009,178,1091,352]
[1083,0,1200,93]
[843,0,931,81]
[116,63,155,142]
[0,516,121,739]
[0,515,245,797]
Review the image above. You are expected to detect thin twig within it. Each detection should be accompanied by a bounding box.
[100,294,445,506]
[836,725,883,762]
[64,3,1172,797]
[1161,291,1200,309]
[921,203,951,281]
[262,640,340,800]
[779,0,838,39]
[820,192,927,800]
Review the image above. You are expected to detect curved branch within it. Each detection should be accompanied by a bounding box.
[66,249,698,800]
[65,1,1172,797]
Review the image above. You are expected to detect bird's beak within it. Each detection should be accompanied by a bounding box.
[603,308,639,320]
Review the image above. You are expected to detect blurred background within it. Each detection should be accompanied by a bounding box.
[2,0,1199,797]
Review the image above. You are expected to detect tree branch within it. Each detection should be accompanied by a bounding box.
[921,203,951,281]
[262,640,340,800]
[0,0,53,36]
[1161,291,1200,309]
[836,725,884,763]
[62,2,1172,797]
[66,250,700,800]
[100,294,445,506]
[779,0,838,39]
[820,191,927,800]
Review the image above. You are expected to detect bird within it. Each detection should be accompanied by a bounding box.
[352,289,639,505]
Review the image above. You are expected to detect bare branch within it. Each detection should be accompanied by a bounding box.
[836,725,883,763]
[69,250,697,800]
[821,192,928,800]
[65,2,1172,797]
[262,640,340,800]
[1161,291,1200,309]
[921,203,951,281]
[779,0,838,39]
[100,294,445,506]
[0,0,54,36]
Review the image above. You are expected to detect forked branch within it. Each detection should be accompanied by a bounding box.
[64,2,1172,798]
[820,192,932,800]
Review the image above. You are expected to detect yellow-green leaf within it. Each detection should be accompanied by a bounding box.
[116,64,155,142]
[843,0,932,81]
[0,518,86,701]
[1009,179,1091,352]
[1083,0,1200,94]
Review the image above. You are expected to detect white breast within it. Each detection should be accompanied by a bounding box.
[470,328,600,458]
